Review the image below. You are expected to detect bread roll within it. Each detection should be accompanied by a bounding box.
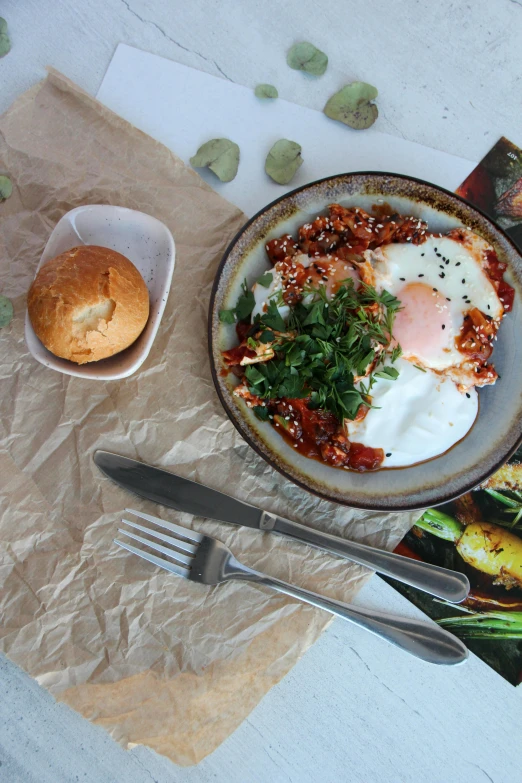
[27,245,149,364]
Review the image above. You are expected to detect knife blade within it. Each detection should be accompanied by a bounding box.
[94,450,470,603]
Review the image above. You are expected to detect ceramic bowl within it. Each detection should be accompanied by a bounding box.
[25,204,175,380]
[209,172,522,511]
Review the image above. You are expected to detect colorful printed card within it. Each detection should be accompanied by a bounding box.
[386,137,522,686]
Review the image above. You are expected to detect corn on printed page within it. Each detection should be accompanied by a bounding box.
[385,138,522,686]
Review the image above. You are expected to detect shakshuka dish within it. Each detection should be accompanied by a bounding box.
[219,203,514,472]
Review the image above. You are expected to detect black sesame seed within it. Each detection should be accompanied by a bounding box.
[445,259,450,265]
[421,253,425,257]
[433,287,438,292]
[434,247,438,252]
[462,295,467,300]
[462,278,466,284]
[466,392,470,398]
[446,297,451,301]
[399,277,406,281]
[418,274,424,277]
[386,452,392,457]
[487,304,490,310]
[439,272,445,278]
[436,253,442,258]
[439,264,444,269]
[442,324,446,330]
[456,261,461,266]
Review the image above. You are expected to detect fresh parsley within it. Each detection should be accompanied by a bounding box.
[219,279,256,324]
[241,279,402,423]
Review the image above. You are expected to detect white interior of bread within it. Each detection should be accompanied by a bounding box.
[72,298,116,339]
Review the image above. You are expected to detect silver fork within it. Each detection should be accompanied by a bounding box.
[115,509,468,666]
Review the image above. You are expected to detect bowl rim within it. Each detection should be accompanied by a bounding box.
[208,171,522,510]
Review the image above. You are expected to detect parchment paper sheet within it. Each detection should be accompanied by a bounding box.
[0,70,419,765]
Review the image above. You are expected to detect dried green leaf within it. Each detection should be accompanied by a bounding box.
[0,18,11,58]
[323,82,378,130]
[0,295,13,328]
[265,139,303,185]
[0,175,12,200]
[286,42,328,76]
[189,138,240,182]
[254,84,278,99]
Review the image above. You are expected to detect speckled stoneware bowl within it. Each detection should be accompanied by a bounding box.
[209,173,522,511]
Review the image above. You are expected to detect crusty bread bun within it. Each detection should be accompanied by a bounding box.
[27,245,149,364]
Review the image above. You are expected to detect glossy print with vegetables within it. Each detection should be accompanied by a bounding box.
[219,202,514,473]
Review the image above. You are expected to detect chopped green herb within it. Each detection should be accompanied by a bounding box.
[260,300,286,332]
[253,405,269,421]
[235,280,256,320]
[259,330,275,344]
[413,364,427,373]
[219,309,236,324]
[242,279,402,423]
[256,271,274,287]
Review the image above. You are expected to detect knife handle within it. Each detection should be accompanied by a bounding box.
[269,515,469,603]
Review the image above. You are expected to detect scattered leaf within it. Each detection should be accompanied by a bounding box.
[0,18,10,58]
[265,139,303,185]
[0,175,12,200]
[0,295,13,328]
[190,138,240,182]
[286,42,328,76]
[323,82,378,130]
[256,271,274,287]
[254,84,278,99]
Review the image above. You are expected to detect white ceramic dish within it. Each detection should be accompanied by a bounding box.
[25,205,175,380]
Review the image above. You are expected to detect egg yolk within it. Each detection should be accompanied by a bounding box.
[392,283,451,362]
[306,258,359,299]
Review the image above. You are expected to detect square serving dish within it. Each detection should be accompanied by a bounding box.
[25,204,175,380]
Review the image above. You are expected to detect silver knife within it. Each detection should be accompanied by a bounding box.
[94,450,470,603]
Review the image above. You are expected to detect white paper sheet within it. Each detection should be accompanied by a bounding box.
[97,44,475,216]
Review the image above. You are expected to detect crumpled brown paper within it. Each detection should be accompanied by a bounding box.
[0,69,420,766]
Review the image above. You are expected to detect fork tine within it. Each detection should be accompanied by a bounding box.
[125,508,203,543]
[121,518,198,556]
[118,528,194,567]
[114,539,190,578]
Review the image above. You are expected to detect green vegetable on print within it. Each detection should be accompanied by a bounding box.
[265,140,303,185]
[324,82,378,130]
[254,84,278,99]
[0,295,13,328]
[0,18,11,58]
[286,42,328,76]
[190,138,240,182]
[0,175,12,200]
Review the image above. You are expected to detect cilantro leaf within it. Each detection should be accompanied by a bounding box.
[253,405,269,421]
[256,271,274,287]
[219,309,236,324]
[374,366,399,380]
[261,301,286,332]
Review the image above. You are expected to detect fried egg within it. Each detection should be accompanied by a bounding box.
[364,232,503,373]
[346,358,478,467]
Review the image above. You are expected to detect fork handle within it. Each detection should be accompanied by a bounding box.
[271,515,470,603]
[227,560,467,666]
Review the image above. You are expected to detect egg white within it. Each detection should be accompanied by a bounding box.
[346,359,478,467]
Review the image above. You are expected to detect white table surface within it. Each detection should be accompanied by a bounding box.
[1,1,522,781]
